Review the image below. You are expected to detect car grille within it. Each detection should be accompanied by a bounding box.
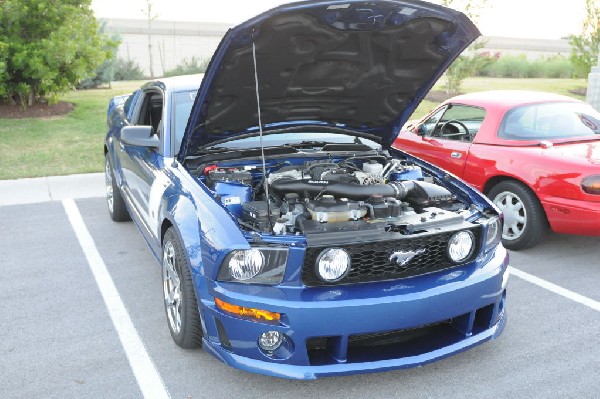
[305,302,497,366]
[301,226,482,286]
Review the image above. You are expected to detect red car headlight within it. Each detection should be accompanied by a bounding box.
[581,175,600,195]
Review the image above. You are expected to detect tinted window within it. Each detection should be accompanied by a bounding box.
[499,102,600,140]
[172,91,197,154]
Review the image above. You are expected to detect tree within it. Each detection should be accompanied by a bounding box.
[568,0,600,79]
[0,0,111,106]
[77,21,121,89]
[77,22,121,89]
[142,1,159,79]
[438,0,490,95]
[443,42,496,94]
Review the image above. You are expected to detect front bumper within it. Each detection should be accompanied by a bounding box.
[196,246,509,379]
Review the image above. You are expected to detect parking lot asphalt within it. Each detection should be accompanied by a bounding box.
[1,178,599,398]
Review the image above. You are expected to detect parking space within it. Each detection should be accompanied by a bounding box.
[1,197,598,398]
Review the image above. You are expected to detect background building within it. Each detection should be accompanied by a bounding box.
[102,18,230,77]
[102,18,573,77]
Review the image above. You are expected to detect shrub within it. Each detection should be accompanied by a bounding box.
[478,54,574,79]
[541,56,575,78]
[77,22,121,89]
[113,58,145,81]
[442,45,498,95]
[164,57,209,77]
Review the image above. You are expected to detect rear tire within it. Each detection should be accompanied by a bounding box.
[162,228,203,349]
[105,155,130,222]
[488,180,548,250]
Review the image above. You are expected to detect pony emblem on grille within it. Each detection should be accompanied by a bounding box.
[389,248,427,266]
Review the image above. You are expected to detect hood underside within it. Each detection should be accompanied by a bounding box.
[181,0,480,158]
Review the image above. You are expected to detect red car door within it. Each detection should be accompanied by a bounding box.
[398,130,471,177]
[395,104,486,178]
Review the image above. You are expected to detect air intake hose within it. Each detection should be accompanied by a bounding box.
[270,179,415,201]
[270,179,455,206]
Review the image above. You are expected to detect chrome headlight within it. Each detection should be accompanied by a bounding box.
[218,247,288,285]
[447,231,475,263]
[228,248,264,280]
[315,248,351,283]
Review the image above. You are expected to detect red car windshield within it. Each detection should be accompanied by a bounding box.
[499,102,600,141]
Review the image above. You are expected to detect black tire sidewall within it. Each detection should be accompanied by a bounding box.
[488,180,548,250]
[162,228,203,349]
[105,155,130,222]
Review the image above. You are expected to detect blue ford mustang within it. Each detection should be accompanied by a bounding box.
[104,0,508,379]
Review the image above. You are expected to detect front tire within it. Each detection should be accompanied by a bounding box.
[488,180,548,250]
[105,155,130,222]
[162,228,203,349]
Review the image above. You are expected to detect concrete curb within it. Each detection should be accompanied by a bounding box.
[0,173,105,206]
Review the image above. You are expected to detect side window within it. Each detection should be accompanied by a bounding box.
[425,104,485,142]
[137,91,164,138]
[421,107,447,135]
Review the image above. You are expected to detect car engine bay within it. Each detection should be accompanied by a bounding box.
[194,150,476,244]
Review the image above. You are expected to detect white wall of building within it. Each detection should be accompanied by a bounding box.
[102,18,229,77]
[102,19,573,78]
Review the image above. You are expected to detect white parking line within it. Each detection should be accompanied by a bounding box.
[509,266,600,312]
[63,199,170,399]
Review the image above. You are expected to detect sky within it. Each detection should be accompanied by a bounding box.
[91,0,587,40]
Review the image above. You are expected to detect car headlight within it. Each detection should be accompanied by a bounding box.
[483,216,502,253]
[447,231,475,263]
[218,247,288,285]
[229,248,264,280]
[315,248,351,283]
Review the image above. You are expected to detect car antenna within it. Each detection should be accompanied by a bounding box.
[252,33,274,231]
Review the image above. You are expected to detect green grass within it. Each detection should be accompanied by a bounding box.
[0,81,142,180]
[0,77,589,180]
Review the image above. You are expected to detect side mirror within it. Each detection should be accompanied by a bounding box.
[121,126,160,148]
[416,124,428,136]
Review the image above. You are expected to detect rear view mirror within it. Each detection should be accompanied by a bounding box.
[121,126,159,148]
[417,124,428,136]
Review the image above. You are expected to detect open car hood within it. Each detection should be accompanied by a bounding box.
[180,0,479,159]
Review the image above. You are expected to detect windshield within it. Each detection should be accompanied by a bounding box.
[172,90,197,154]
[207,133,381,150]
[499,102,600,141]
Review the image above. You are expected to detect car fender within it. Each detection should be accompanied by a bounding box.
[160,169,250,281]
[464,146,542,194]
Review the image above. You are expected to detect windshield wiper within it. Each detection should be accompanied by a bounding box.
[286,140,331,148]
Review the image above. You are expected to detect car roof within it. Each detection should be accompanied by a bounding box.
[447,90,582,109]
[142,74,204,93]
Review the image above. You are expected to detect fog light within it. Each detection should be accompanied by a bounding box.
[258,331,283,351]
[316,248,351,282]
[448,231,475,262]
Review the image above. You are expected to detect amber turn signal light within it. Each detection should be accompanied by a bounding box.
[582,175,600,195]
[214,298,281,322]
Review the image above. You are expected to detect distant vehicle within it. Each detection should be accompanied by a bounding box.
[103,0,508,379]
[394,90,600,250]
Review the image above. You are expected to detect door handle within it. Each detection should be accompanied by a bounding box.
[451,152,462,159]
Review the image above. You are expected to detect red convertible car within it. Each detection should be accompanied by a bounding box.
[393,90,600,250]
